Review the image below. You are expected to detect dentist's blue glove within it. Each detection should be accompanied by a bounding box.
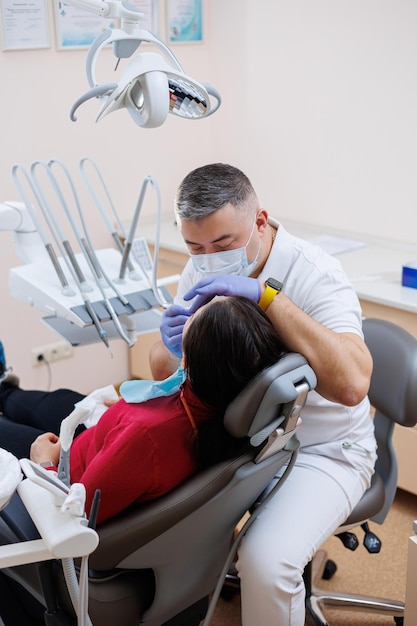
[160,304,192,358]
[183,274,261,312]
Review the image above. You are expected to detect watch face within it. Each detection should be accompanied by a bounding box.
[266,278,283,291]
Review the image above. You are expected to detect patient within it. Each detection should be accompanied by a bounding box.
[0,296,286,525]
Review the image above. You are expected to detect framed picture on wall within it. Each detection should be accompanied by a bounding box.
[54,0,159,50]
[167,0,203,44]
[54,0,115,50]
[128,0,159,35]
[0,0,50,51]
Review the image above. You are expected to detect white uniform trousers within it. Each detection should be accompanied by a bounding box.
[236,447,376,626]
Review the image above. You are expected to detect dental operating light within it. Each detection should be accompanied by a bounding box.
[68,0,221,128]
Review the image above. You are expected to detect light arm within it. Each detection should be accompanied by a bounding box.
[64,0,109,15]
[64,0,138,21]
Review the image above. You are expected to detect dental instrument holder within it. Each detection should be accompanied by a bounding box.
[5,159,177,348]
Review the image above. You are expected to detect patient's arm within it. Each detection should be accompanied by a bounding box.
[70,409,195,525]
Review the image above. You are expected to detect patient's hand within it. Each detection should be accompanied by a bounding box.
[104,398,118,407]
[30,432,61,467]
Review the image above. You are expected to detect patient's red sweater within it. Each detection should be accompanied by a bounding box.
[70,382,217,524]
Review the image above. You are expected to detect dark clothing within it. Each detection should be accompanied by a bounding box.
[0,385,87,623]
[0,385,85,459]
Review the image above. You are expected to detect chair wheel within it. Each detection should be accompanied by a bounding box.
[322,559,337,580]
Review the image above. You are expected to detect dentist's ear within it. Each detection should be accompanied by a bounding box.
[181,356,187,370]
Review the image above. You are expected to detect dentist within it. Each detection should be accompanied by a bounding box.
[149,162,376,626]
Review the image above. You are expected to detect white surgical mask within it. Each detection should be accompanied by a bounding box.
[190,218,261,277]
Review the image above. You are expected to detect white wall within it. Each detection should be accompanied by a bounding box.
[210,0,417,243]
[1,0,416,391]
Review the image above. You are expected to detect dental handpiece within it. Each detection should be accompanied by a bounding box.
[84,299,111,351]
[49,159,132,313]
[119,176,152,280]
[12,165,76,297]
[79,157,138,278]
[30,161,92,293]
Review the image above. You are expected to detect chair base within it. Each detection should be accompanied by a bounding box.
[306,549,404,625]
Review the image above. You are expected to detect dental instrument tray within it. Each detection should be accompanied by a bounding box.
[9,247,173,343]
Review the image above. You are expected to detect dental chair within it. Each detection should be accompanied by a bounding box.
[0,352,316,626]
[304,317,417,626]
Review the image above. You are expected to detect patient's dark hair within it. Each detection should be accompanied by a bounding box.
[182,296,286,468]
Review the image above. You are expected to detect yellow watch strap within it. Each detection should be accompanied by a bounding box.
[258,284,280,311]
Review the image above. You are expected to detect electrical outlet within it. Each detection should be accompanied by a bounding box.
[31,341,74,367]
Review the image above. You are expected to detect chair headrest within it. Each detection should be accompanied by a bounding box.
[224,353,317,439]
[363,318,417,427]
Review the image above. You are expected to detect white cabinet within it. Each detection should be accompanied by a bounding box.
[404,531,417,626]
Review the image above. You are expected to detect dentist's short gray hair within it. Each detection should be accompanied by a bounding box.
[175,163,258,220]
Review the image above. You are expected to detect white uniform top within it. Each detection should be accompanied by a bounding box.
[174,219,376,458]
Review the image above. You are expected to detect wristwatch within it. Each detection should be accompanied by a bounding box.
[40,461,56,469]
[258,277,283,311]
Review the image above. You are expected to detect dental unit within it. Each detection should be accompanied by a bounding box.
[0,0,221,352]
[0,158,173,352]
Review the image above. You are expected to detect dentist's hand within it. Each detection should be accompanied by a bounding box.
[160,304,193,358]
[183,275,261,312]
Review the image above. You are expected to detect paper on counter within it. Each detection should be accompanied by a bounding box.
[308,234,366,256]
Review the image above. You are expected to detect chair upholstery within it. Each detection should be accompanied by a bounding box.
[0,352,316,626]
[305,318,417,626]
